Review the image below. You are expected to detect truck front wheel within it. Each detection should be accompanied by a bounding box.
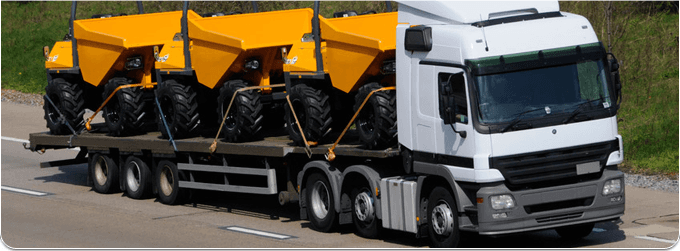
[427,186,460,248]
[217,80,263,142]
[155,160,189,205]
[306,173,337,232]
[44,78,85,135]
[351,187,379,238]
[90,153,119,194]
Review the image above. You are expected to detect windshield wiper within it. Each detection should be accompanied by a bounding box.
[501,107,544,133]
[562,99,600,124]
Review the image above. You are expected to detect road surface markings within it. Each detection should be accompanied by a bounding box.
[634,235,677,244]
[1,186,51,196]
[219,226,296,240]
[1,136,29,144]
[2,136,80,151]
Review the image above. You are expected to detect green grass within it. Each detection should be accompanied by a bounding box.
[1,1,677,175]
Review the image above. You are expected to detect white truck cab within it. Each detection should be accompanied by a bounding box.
[395,1,624,246]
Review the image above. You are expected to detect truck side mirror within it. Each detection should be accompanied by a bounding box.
[608,54,622,107]
[405,26,432,52]
[438,74,467,138]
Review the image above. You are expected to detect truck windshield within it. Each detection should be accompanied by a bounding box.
[474,60,611,124]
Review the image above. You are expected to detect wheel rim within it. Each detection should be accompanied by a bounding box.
[292,100,306,133]
[431,200,454,236]
[357,106,375,134]
[94,156,108,186]
[160,96,174,125]
[310,180,330,219]
[354,190,374,223]
[126,161,141,192]
[46,94,61,124]
[159,165,174,197]
[105,96,121,124]
[221,96,237,130]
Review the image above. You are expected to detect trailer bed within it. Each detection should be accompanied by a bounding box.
[28,125,399,159]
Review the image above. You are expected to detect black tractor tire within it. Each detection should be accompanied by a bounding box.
[43,78,85,135]
[555,223,594,239]
[285,84,332,145]
[305,173,337,232]
[123,156,151,199]
[351,187,380,239]
[90,153,119,194]
[102,77,149,136]
[427,186,460,248]
[155,80,201,139]
[155,160,189,205]
[353,83,397,149]
[216,80,263,142]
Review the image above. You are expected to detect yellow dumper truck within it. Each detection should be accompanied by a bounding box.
[154,2,397,149]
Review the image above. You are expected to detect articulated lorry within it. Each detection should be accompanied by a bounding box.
[29,1,624,247]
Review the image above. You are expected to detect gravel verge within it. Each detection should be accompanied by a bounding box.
[2,88,678,193]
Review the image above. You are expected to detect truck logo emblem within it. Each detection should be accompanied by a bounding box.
[552,129,557,134]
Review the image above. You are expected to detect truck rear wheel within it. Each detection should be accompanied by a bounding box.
[155,160,189,205]
[555,223,594,239]
[124,156,151,199]
[354,83,397,149]
[90,153,119,194]
[351,187,379,238]
[285,84,332,145]
[427,186,460,248]
[102,77,148,136]
[155,80,201,139]
[306,173,337,232]
[217,80,263,142]
[43,78,85,135]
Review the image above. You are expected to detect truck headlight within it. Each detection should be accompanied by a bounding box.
[125,56,143,70]
[245,59,260,70]
[602,179,622,195]
[490,194,515,210]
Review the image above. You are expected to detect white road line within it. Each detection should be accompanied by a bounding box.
[1,186,49,196]
[2,136,80,151]
[634,235,677,244]
[222,226,293,240]
[1,136,29,144]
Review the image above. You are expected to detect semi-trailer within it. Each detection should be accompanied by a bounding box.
[30,1,625,247]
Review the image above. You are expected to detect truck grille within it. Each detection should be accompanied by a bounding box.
[490,140,618,189]
[536,212,583,223]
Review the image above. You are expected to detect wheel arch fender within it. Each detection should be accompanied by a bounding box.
[297,160,343,214]
[341,165,383,220]
[414,162,474,213]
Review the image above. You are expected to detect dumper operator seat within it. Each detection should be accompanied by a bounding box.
[91,13,127,19]
[333,10,358,18]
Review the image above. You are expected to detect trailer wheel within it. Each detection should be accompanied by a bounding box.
[90,153,119,194]
[306,173,337,232]
[351,187,379,238]
[354,83,397,149]
[217,80,263,142]
[102,78,148,136]
[155,160,189,205]
[155,80,201,139]
[44,78,85,135]
[427,186,460,248]
[123,156,151,199]
[555,223,594,239]
[285,84,332,145]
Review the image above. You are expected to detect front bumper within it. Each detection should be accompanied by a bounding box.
[475,169,625,235]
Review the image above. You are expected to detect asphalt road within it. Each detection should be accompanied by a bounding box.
[1,101,678,248]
